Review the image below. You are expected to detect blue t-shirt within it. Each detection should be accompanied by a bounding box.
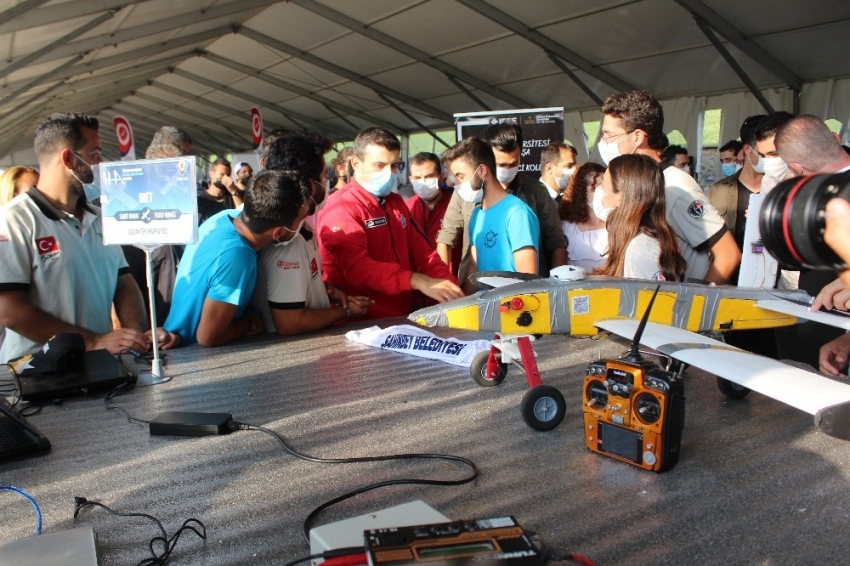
[469,194,540,272]
[164,209,258,344]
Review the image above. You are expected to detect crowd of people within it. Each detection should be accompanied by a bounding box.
[1,89,849,378]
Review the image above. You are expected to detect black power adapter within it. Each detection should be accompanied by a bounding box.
[149,411,233,436]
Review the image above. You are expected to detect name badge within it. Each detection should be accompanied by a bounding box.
[365,217,387,228]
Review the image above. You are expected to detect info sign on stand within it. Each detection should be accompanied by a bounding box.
[99,157,198,384]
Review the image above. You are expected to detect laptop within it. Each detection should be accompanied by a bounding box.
[16,349,136,403]
[0,396,50,459]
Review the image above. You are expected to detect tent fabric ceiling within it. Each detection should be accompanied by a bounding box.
[0,0,848,161]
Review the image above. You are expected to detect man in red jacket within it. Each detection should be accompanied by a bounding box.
[317,127,463,320]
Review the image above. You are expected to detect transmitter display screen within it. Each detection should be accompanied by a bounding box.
[598,422,642,464]
[606,367,635,386]
[416,541,496,559]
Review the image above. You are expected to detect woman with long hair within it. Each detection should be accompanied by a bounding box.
[0,166,38,205]
[596,154,687,281]
[558,162,607,270]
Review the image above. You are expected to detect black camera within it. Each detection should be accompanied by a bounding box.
[759,172,850,270]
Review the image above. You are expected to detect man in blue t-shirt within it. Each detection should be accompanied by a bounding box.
[441,137,539,294]
[164,170,311,346]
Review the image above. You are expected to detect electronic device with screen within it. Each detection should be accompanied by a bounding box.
[0,396,50,459]
[365,516,543,566]
[581,287,686,472]
[16,349,136,403]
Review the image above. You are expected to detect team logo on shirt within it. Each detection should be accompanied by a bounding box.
[310,258,319,279]
[365,217,387,228]
[36,236,60,254]
[399,214,407,228]
[484,230,498,248]
[652,271,666,281]
[687,200,706,218]
[277,260,299,270]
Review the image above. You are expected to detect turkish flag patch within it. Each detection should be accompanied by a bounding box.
[36,236,59,255]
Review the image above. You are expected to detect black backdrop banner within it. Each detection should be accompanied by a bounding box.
[454,107,564,180]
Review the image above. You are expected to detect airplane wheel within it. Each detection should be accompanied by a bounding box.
[470,350,507,387]
[521,385,566,431]
[717,377,751,399]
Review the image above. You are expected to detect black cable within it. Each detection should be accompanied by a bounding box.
[228,421,479,542]
[281,546,365,566]
[73,496,205,566]
[104,381,150,424]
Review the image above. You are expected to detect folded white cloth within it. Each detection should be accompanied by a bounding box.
[345,324,491,368]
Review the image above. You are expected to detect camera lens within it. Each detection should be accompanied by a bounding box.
[759,172,850,270]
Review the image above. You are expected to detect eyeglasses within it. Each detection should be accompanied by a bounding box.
[599,131,633,144]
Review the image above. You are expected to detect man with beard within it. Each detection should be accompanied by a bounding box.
[0,113,177,362]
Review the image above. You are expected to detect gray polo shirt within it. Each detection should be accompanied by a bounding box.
[0,188,128,362]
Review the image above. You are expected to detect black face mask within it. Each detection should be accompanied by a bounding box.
[213,181,227,191]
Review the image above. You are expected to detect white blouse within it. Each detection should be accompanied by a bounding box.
[561,221,608,271]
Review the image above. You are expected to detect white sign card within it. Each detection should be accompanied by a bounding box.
[99,156,198,246]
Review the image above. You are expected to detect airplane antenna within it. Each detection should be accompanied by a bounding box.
[626,285,661,362]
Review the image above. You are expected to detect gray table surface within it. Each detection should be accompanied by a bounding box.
[1,317,849,565]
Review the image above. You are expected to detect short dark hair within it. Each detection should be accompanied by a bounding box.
[719,139,743,155]
[601,90,667,151]
[331,146,354,183]
[262,131,331,182]
[241,170,310,233]
[353,127,400,159]
[483,123,523,153]
[34,113,99,161]
[441,137,496,178]
[755,111,795,142]
[210,158,231,171]
[660,145,688,168]
[739,115,766,147]
[539,142,574,170]
[410,152,441,172]
[263,128,289,153]
[146,126,191,159]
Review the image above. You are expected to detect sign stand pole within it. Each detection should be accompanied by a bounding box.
[136,244,170,386]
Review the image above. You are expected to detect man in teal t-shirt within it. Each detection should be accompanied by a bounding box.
[164,170,310,346]
[441,137,540,294]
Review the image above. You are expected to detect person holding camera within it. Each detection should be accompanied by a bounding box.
[772,115,850,375]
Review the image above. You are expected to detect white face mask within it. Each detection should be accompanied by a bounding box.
[275,220,304,247]
[681,164,691,174]
[412,177,440,200]
[763,156,789,181]
[443,167,457,187]
[559,166,575,189]
[358,167,397,198]
[495,165,518,185]
[747,149,765,174]
[591,186,614,221]
[597,132,634,166]
[455,167,484,203]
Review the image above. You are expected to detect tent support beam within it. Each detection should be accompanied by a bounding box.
[455,0,635,93]
[694,17,775,114]
[673,0,802,92]
[200,51,406,133]
[545,51,604,106]
[0,0,51,28]
[376,92,450,149]
[237,26,451,122]
[0,10,117,80]
[445,74,491,111]
[0,55,85,107]
[290,0,532,109]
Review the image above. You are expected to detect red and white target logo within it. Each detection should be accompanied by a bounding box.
[250,107,263,150]
[112,116,134,157]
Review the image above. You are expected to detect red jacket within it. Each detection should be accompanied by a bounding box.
[317,181,457,320]
[405,189,463,276]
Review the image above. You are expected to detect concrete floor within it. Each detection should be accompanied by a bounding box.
[1,317,850,565]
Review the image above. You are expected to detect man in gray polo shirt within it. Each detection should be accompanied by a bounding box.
[0,113,176,363]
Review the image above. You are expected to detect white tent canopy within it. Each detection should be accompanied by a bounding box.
[0,0,848,165]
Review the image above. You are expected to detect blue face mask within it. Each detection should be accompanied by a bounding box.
[721,163,738,178]
[360,168,397,198]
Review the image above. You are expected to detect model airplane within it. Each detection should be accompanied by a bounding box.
[408,269,850,439]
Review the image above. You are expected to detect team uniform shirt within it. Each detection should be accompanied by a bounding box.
[164,209,257,344]
[623,233,668,281]
[469,194,540,272]
[663,166,728,280]
[0,188,128,362]
[317,181,457,320]
[252,226,329,333]
[405,189,462,271]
